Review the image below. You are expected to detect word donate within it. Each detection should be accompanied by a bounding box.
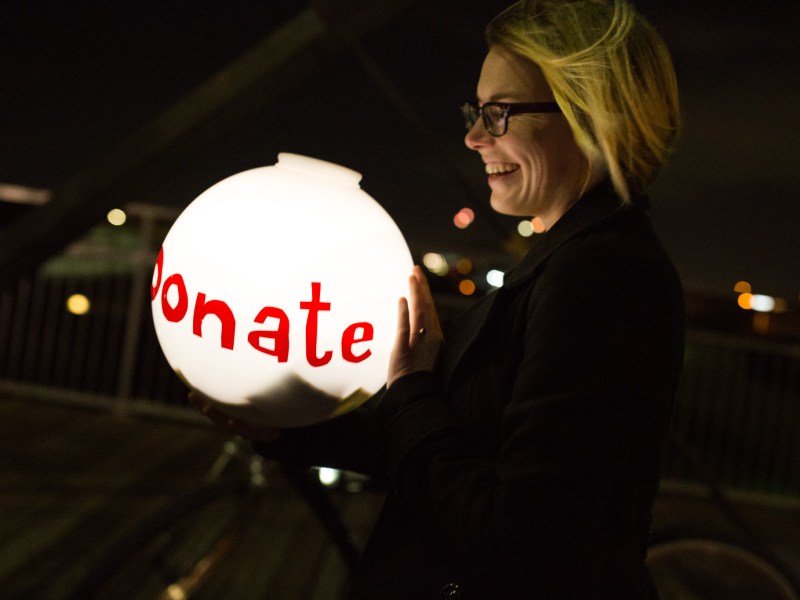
[152,253,374,365]
[150,153,413,426]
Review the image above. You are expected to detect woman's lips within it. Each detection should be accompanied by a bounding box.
[485,162,519,175]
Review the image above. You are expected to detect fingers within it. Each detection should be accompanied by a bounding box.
[408,265,442,338]
[188,389,281,443]
[387,266,444,387]
[408,268,426,334]
[188,389,218,419]
[395,295,410,343]
[189,389,230,429]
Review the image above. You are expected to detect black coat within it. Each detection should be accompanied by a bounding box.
[257,182,685,599]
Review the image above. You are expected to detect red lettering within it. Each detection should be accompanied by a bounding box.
[248,306,290,362]
[193,293,236,350]
[342,322,373,363]
[299,282,332,367]
[151,247,164,300]
[161,274,188,322]
[154,269,375,369]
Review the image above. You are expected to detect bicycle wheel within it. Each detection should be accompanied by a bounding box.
[71,480,252,600]
[647,536,800,600]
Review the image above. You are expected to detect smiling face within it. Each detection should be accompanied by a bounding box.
[465,47,597,229]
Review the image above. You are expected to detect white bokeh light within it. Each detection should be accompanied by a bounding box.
[107,208,127,226]
[750,294,776,313]
[517,220,534,237]
[486,269,504,288]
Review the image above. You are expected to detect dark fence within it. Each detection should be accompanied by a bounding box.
[0,271,188,407]
[663,331,800,495]
[1,209,798,495]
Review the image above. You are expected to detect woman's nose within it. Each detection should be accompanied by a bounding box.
[464,120,491,150]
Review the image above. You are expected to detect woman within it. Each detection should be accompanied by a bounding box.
[197,0,684,597]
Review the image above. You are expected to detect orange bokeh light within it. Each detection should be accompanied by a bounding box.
[459,279,476,296]
[453,208,475,229]
[737,293,753,310]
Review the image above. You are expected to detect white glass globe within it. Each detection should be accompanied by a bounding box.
[151,153,413,427]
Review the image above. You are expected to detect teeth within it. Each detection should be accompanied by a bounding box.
[485,163,518,175]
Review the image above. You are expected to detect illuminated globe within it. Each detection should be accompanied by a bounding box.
[151,153,413,427]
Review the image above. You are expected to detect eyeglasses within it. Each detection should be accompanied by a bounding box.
[460,101,561,137]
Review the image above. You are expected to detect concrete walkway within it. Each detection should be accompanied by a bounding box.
[2,395,799,599]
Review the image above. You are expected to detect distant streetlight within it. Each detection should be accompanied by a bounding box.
[66,294,91,315]
[107,208,127,226]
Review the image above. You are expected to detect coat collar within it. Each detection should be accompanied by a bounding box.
[502,180,647,289]
[439,181,647,388]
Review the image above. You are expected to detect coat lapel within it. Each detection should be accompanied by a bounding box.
[439,286,499,387]
[439,181,646,389]
[502,181,640,289]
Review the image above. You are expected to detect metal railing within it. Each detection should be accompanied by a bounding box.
[1,205,799,495]
[0,204,191,418]
[663,330,800,495]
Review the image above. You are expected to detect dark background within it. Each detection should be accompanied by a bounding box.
[1,5,799,596]
[1,0,798,302]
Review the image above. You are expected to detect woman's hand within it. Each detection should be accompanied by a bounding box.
[387,265,444,387]
[189,389,281,443]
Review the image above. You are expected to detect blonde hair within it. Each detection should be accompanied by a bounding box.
[486,0,680,202]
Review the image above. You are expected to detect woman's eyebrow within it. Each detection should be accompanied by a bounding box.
[478,93,521,103]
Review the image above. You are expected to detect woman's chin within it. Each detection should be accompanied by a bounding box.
[490,193,525,217]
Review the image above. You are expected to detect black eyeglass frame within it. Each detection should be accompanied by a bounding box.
[461,100,561,137]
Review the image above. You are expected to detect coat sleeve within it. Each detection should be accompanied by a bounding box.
[376,235,684,597]
[252,397,388,477]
